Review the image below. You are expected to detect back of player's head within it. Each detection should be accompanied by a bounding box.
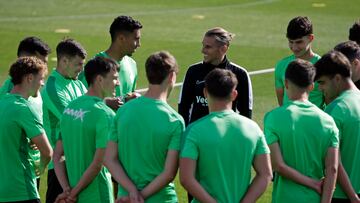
[334,40,360,62]
[17,36,51,58]
[10,57,47,85]
[84,57,119,86]
[286,59,315,88]
[349,21,360,45]
[205,68,238,99]
[315,50,352,80]
[145,51,178,85]
[56,38,87,60]
[110,15,143,42]
[205,27,234,46]
[286,16,313,40]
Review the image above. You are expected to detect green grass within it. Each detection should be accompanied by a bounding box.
[1,0,359,202]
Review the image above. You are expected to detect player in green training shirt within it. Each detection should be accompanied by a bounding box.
[41,38,87,203]
[265,59,339,203]
[334,41,360,90]
[105,51,185,203]
[315,51,360,203]
[79,15,142,111]
[0,57,52,202]
[0,36,51,190]
[274,16,324,108]
[53,57,119,203]
[180,68,272,203]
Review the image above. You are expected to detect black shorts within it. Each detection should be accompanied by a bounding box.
[46,169,63,203]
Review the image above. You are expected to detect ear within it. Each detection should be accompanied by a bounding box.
[334,74,342,83]
[308,34,314,42]
[203,87,208,99]
[168,71,176,84]
[307,83,315,92]
[26,74,34,83]
[230,89,238,102]
[220,44,228,54]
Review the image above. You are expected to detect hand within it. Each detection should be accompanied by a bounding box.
[54,192,69,203]
[34,161,46,176]
[125,92,141,102]
[105,97,124,111]
[313,178,324,194]
[129,190,144,203]
[350,196,360,203]
[29,141,38,150]
[116,196,129,203]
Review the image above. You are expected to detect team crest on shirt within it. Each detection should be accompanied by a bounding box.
[63,108,89,122]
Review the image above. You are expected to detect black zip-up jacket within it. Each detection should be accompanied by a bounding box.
[178,56,253,126]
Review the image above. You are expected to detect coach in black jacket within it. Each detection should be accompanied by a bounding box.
[178,27,253,126]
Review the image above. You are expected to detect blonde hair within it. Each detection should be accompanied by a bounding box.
[205,27,235,46]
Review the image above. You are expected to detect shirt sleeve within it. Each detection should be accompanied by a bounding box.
[180,128,199,160]
[168,119,185,151]
[18,105,45,139]
[275,61,284,89]
[178,68,195,126]
[96,111,114,148]
[109,113,119,143]
[235,68,253,119]
[263,111,279,145]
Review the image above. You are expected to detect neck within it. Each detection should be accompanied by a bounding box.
[340,78,358,92]
[86,86,104,99]
[10,85,30,99]
[106,44,125,61]
[210,55,225,66]
[298,49,314,61]
[287,92,308,102]
[208,99,232,113]
[144,84,169,102]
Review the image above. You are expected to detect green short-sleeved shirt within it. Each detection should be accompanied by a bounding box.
[109,96,185,203]
[274,54,324,108]
[0,94,45,201]
[264,100,339,203]
[181,110,269,203]
[1,77,43,178]
[41,70,87,169]
[325,90,360,198]
[58,95,114,203]
[79,51,137,97]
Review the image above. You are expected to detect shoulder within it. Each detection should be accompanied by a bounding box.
[275,55,294,68]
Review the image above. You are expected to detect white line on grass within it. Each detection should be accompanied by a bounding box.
[136,67,275,93]
[0,0,278,22]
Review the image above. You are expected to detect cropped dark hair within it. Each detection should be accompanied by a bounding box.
[334,41,360,62]
[349,21,360,45]
[17,36,51,58]
[205,68,238,99]
[315,51,351,80]
[286,16,313,40]
[56,38,87,60]
[110,15,143,42]
[10,57,47,85]
[84,57,119,86]
[145,51,178,85]
[285,59,315,88]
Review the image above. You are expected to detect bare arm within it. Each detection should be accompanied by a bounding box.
[240,154,272,203]
[275,88,284,106]
[104,141,143,203]
[140,150,179,199]
[321,147,338,203]
[69,148,106,200]
[53,140,71,196]
[31,133,52,175]
[337,154,360,202]
[179,158,217,203]
[269,143,322,193]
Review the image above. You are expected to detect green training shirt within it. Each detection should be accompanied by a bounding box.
[58,95,114,203]
[181,110,270,203]
[0,94,45,201]
[0,77,43,178]
[41,70,87,169]
[109,96,185,203]
[274,54,324,108]
[79,51,137,97]
[325,90,360,198]
[264,100,339,203]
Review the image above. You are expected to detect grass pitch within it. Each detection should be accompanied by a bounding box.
[1,0,359,202]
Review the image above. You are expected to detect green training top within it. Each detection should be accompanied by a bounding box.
[325,90,360,198]
[79,51,137,97]
[264,100,339,203]
[0,94,45,201]
[0,77,43,178]
[109,96,185,203]
[274,54,324,108]
[41,69,87,169]
[58,95,114,203]
[181,110,270,203]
